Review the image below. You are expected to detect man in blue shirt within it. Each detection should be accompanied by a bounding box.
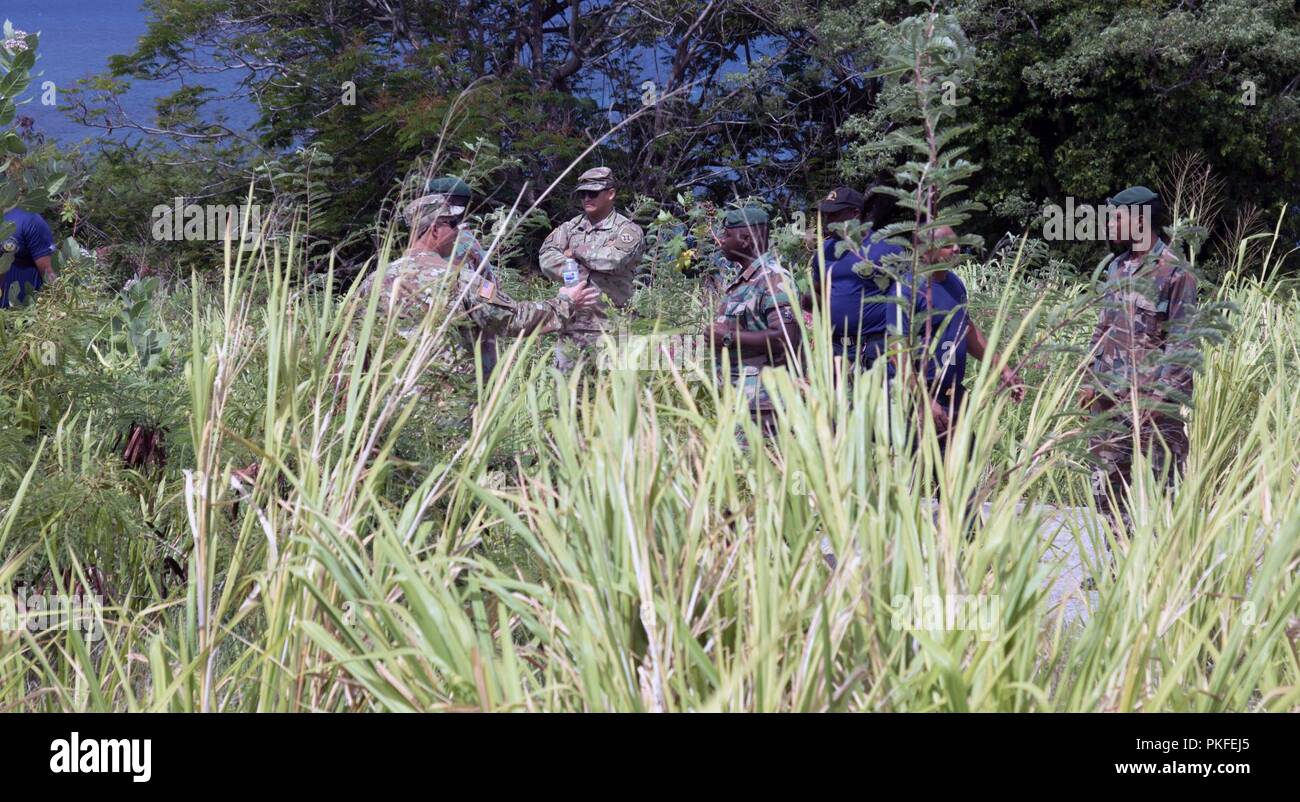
[1,206,58,309]
[903,225,1024,440]
[807,186,905,371]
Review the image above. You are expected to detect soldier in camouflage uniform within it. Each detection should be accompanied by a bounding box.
[709,206,802,437]
[359,181,600,369]
[1080,186,1199,535]
[418,177,499,376]
[538,166,645,372]
[701,248,742,303]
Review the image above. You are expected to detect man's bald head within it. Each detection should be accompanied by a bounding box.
[916,225,959,264]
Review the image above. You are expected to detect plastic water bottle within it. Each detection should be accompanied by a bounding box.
[562,257,581,287]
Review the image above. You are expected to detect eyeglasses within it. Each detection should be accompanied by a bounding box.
[578,190,607,200]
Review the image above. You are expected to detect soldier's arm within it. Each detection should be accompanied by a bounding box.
[759,303,802,358]
[578,221,643,274]
[1155,267,1199,401]
[464,284,574,337]
[720,326,795,365]
[726,280,801,359]
[538,222,570,282]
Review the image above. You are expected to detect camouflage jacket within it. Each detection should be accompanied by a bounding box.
[360,234,574,342]
[539,210,644,328]
[1086,239,1198,402]
[714,251,799,375]
[702,250,741,292]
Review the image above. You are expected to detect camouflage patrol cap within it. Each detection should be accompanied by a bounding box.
[425,176,472,202]
[575,166,616,192]
[722,206,769,229]
[1106,186,1159,207]
[404,197,465,224]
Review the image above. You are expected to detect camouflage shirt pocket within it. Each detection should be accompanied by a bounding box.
[1130,294,1165,341]
[721,299,748,318]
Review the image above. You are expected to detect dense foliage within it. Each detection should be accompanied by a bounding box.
[48,0,1300,273]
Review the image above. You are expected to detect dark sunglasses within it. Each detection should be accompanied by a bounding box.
[578,190,608,200]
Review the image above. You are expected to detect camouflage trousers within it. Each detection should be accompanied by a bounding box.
[554,301,621,374]
[730,365,781,445]
[1088,401,1189,534]
[554,328,604,374]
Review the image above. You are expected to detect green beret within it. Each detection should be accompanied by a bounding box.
[722,206,769,229]
[425,176,472,201]
[1106,185,1158,207]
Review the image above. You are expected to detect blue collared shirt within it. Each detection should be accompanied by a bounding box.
[2,208,56,309]
[811,232,905,353]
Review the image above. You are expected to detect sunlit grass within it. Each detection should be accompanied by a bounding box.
[1,214,1297,712]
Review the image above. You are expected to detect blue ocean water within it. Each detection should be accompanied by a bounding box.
[7,1,252,146]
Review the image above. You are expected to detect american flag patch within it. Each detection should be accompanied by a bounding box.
[478,281,495,300]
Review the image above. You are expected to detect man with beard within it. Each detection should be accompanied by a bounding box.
[1079,186,1199,536]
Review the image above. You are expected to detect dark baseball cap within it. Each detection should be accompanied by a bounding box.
[817,186,865,214]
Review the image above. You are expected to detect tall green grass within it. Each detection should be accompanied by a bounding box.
[1,220,1297,712]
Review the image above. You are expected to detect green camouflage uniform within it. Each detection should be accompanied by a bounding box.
[539,210,644,371]
[360,233,576,360]
[446,229,499,375]
[701,250,741,301]
[1084,237,1198,526]
[713,250,799,435]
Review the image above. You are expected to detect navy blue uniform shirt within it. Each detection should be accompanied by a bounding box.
[893,270,970,395]
[812,232,905,355]
[920,271,969,394]
[2,208,56,308]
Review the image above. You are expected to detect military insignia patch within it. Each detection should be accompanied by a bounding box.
[2,238,15,253]
[478,281,496,300]
[620,231,634,244]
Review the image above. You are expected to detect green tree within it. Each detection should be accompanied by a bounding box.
[66,2,889,265]
[839,0,1300,261]
[2,22,67,276]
